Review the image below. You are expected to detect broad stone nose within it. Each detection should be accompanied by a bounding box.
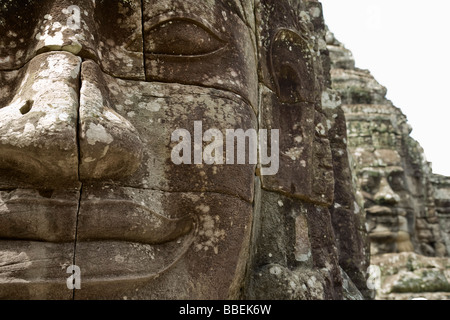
[79,60,143,181]
[374,177,400,205]
[0,52,81,188]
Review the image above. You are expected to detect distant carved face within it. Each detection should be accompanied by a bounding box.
[0,0,258,299]
[348,119,415,255]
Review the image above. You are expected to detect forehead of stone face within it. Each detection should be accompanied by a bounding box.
[0,0,145,79]
[346,107,405,150]
[256,0,317,103]
[353,148,402,169]
[143,0,257,109]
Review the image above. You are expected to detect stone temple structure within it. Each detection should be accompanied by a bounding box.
[326,29,450,299]
[0,0,371,299]
[1,0,448,300]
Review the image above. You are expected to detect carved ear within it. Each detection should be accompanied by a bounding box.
[270,29,316,103]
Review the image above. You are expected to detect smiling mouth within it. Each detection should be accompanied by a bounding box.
[0,188,196,294]
[365,205,413,216]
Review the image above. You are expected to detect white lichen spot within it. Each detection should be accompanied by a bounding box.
[0,56,11,64]
[285,147,303,161]
[86,123,113,145]
[354,201,360,214]
[139,100,162,112]
[115,254,125,263]
[269,266,282,275]
[195,214,225,255]
[277,200,283,207]
[196,204,210,213]
[58,113,69,122]
[316,123,326,135]
[310,7,321,18]
[23,122,35,136]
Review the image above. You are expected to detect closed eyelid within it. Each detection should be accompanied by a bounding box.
[145,17,226,57]
[145,15,224,39]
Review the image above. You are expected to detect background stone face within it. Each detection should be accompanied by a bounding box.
[326,28,450,299]
[0,0,374,300]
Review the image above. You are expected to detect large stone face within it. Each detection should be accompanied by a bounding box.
[0,1,370,300]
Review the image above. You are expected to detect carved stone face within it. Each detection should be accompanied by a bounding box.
[1,0,357,300]
[0,0,257,299]
[346,110,415,255]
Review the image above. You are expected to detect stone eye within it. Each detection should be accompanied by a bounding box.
[270,29,315,103]
[388,172,405,192]
[360,173,380,192]
[146,18,225,56]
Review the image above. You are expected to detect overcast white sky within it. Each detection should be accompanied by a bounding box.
[320,0,450,176]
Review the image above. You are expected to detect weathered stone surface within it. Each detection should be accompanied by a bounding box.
[327,30,447,258]
[245,0,369,300]
[432,175,450,256]
[256,0,334,206]
[0,241,74,299]
[327,28,450,300]
[372,252,450,300]
[143,0,258,110]
[0,51,80,189]
[0,0,144,79]
[79,60,257,201]
[75,191,253,299]
[0,0,373,300]
[0,189,79,242]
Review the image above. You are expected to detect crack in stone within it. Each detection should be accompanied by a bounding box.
[140,0,147,82]
[72,61,83,300]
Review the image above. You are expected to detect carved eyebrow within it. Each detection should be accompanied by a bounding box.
[360,169,381,176]
[387,167,404,174]
[360,166,404,176]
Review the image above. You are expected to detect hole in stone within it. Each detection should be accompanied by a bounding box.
[20,100,33,115]
[38,189,54,198]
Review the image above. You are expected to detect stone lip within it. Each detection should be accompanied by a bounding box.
[0,232,195,298]
[74,232,195,285]
[371,252,450,300]
[76,197,195,245]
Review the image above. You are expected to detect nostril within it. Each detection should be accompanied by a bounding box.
[19,100,33,115]
[375,192,398,205]
[38,189,54,199]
